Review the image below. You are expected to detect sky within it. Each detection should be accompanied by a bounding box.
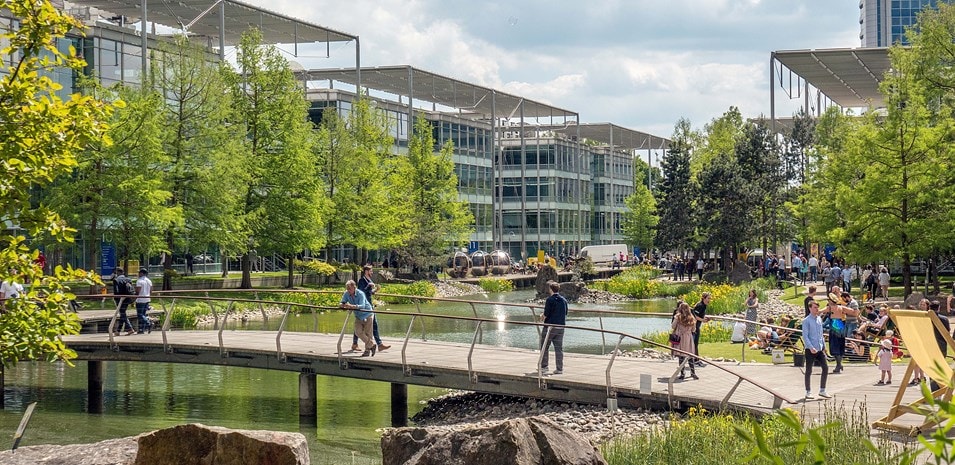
[241,0,861,138]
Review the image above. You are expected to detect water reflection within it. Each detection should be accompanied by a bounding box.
[1,289,677,464]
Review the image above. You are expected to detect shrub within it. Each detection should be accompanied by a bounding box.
[380,280,438,304]
[478,277,514,293]
[294,259,336,276]
[642,321,731,347]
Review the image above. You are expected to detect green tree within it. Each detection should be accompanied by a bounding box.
[226,29,326,288]
[810,49,955,296]
[154,36,247,286]
[393,117,474,272]
[736,119,785,255]
[698,152,751,271]
[622,182,659,251]
[48,83,178,277]
[0,0,113,367]
[654,118,697,254]
[317,99,409,263]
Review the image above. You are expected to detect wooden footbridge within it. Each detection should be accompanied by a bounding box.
[5,290,928,431]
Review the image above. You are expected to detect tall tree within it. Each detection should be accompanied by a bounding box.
[736,119,784,254]
[810,48,955,296]
[622,182,659,251]
[154,36,247,288]
[654,118,696,253]
[316,98,409,263]
[698,151,751,271]
[0,0,113,367]
[226,29,326,288]
[393,117,474,272]
[48,84,178,277]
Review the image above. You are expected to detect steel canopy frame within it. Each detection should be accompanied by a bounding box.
[297,65,581,252]
[769,47,891,134]
[65,0,361,86]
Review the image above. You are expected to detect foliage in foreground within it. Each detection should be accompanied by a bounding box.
[602,404,908,465]
[0,0,114,368]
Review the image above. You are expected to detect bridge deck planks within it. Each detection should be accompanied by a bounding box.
[62,330,930,431]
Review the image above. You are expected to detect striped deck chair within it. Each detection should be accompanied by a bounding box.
[872,310,955,436]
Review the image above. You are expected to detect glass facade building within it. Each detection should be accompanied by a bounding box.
[860,0,944,47]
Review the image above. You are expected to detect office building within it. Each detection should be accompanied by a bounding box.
[860,0,946,47]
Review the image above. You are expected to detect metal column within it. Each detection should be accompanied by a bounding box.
[299,373,317,419]
[391,383,408,427]
[219,1,225,62]
[88,361,104,414]
[141,0,148,79]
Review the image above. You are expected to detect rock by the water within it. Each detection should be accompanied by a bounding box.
[558,282,587,301]
[727,262,752,285]
[135,423,308,465]
[382,416,607,465]
[0,437,139,465]
[0,424,308,465]
[535,266,560,299]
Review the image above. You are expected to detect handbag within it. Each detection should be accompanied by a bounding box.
[668,332,681,344]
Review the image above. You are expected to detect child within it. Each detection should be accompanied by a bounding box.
[876,338,893,385]
[885,330,903,359]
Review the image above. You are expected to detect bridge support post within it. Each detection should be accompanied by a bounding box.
[391,383,408,427]
[298,373,317,419]
[88,361,104,414]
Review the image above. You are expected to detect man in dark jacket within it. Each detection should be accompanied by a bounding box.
[540,281,568,375]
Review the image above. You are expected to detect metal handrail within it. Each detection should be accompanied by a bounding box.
[77,292,796,408]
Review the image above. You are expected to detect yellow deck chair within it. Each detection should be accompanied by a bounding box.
[872,310,955,436]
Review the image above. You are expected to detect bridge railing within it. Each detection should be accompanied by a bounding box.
[77,290,795,409]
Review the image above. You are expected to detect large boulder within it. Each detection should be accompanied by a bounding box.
[727,261,752,285]
[0,424,308,465]
[535,266,560,299]
[135,423,308,465]
[0,437,139,465]
[558,282,587,301]
[904,291,925,310]
[381,416,608,465]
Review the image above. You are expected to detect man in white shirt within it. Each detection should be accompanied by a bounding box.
[808,255,819,282]
[135,268,153,334]
[0,269,24,312]
[696,258,704,280]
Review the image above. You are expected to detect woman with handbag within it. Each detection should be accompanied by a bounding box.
[671,301,698,380]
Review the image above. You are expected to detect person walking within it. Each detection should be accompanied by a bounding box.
[671,301,698,380]
[539,281,568,375]
[691,292,711,367]
[803,285,817,317]
[0,268,24,312]
[878,266,891,301]
[134,268,153,334]
[340,280,376,357]
[803,300,833,400]
[352,265,390,352]
[111,268,135,336]
[808,255,819,282]
[696,257,704,281]
[745,289,759,337]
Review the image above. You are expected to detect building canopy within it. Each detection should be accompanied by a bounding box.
[65,0,356,46]
[298,65,578,121]
[543,123,669,152]
[772,47,890,109]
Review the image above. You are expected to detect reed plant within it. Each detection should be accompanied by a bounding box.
[602,403,909,465]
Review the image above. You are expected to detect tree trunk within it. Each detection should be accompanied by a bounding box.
[902,253,912,298]
[286,254,295,289]
[240,253,252,289]
[162,230,174,290]
[221,254,229,278]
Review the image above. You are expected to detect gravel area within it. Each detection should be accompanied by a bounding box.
[432,280,484,298]
[409,391,670,443]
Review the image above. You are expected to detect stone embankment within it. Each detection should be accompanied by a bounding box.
[432,280,484,298]
[409,391,669,444]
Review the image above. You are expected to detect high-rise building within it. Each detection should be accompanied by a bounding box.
[860,0,945,47]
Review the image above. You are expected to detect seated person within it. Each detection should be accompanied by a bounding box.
[776,315,793,339]
[884,329,904,359]
[753,318,781,349]
[864,304,878,322]
[860,305,889,335]
[846,330,871,362]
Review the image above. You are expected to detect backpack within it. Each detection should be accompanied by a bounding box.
[114,276,134,296]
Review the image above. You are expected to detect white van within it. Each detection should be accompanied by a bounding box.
[579,244,628,265]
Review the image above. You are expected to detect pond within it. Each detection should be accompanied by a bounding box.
[0,289,676,464]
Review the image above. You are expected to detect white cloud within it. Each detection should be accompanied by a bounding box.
[242,0,861,136]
